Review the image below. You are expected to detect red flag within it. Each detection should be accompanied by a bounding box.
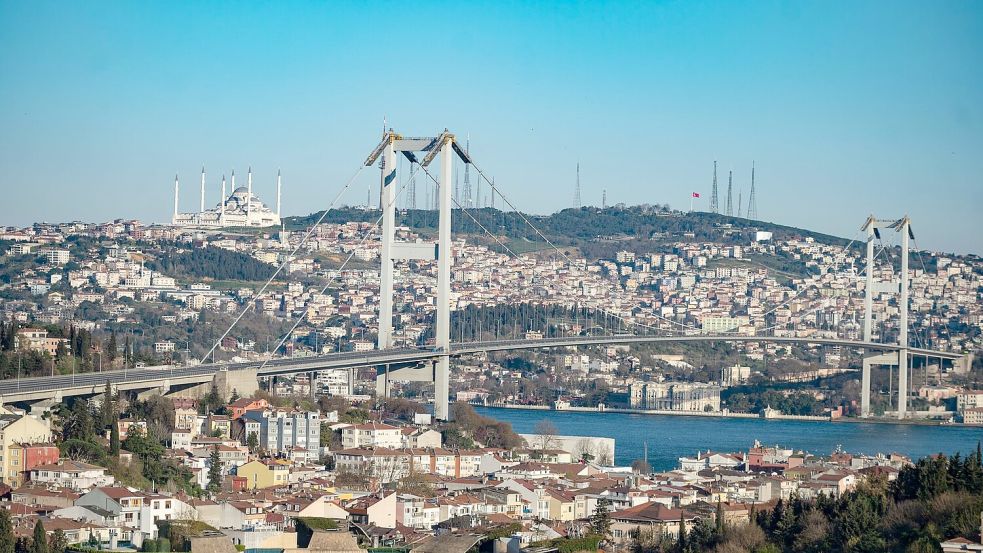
[692,192,700,198]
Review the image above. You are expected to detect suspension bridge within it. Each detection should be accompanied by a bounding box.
[0,129,971,421]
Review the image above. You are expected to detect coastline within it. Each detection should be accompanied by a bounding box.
[481,403,972,428]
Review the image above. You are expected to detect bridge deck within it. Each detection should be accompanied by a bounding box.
[0,335,963,403]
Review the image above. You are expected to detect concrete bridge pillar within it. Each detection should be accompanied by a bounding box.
[213,368,259,401]
[862,352,899,418]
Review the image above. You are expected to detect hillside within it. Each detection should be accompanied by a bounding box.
[285,205,851,258]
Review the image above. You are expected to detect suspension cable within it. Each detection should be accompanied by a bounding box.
[201,165,368,363]
[257,162,424,369]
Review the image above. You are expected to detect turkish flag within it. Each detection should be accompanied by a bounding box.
[692,192,701,198]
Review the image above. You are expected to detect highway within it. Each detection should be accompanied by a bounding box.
[0,334,965,403]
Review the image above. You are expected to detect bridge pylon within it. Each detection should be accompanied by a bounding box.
[366,129,468,420]
[860,215,912,419]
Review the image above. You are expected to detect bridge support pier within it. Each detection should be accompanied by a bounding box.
[862,352,899,418]
[375,363,439,401]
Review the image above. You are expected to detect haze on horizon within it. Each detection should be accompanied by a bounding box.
[0,1,981,254]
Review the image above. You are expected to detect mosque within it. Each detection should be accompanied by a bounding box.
[172,167,282,228]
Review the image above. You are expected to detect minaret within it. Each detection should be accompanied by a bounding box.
[220,174,227,225]
[276,169,282,218]
[173,174,180,223]
[199,166,205,213]
[247,167,253,223]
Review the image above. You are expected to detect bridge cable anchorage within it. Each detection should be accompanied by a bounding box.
[257,162,423,370]
[201,164,369,363]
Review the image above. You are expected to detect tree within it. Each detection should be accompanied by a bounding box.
[715,499,725,537]
[533,419,559,457]
[207,445,223,493]
[100,382,116,429]
[676,512,687,553]
[202,384,222,415]
[589,498,612,538]
[63,400,94,442]
[29,521,47,553]
[107,332,118,363]
[576,438,596,463]
[229,388,240,403]
[0,509,14,553]
[246,432,259,453]
[46,531,66,553]
[631,459,652,474]
[110,420,121,457]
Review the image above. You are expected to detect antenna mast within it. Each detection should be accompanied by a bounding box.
[710,161,719,214]
[726,170,733,216]
[747,161,758,220]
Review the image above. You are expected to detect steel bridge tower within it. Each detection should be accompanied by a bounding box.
[860,215,912,419]
[366,129,470,420]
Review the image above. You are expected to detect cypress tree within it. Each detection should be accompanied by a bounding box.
[207,445,223,493]
[715,499,725,536]
[110,419,120,457]
[677,511,687,553]
[107,332,117,362]
[29,521,47,553]
[0,509,15,553]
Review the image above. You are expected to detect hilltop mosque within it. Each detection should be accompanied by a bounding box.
[172,167,282,228]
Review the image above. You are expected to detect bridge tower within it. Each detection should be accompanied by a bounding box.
[860,215,912,419]
[367,129,468,420]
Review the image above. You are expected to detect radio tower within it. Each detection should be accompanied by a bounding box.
[462,136,473,208]
[710,161,719,214]
[738,191,743,218]
[726,170,733,216]
[602,188,607,209]
[574,163,582,208]
[747,161,758,220]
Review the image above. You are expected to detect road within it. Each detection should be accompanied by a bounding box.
[0,335,963,402]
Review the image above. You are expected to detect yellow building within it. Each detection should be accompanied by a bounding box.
[236,459,289,489]
[0,411,53,485]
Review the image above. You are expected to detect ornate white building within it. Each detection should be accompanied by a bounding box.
[172,168,282,228]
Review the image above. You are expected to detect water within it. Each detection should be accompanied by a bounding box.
[475,406,983,471]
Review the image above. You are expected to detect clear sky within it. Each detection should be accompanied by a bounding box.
[1,1,981,254]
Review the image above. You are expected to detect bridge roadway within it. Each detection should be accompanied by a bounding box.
[0,334,963,403]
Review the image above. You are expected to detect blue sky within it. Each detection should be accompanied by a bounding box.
[1,1,981,254]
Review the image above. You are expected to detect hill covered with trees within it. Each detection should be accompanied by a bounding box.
[285,205,851,259]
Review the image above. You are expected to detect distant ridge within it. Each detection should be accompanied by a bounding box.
[284,205,851,250]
